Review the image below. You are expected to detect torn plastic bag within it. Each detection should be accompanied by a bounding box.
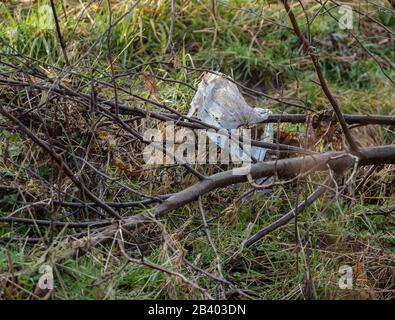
[188,72,273,164]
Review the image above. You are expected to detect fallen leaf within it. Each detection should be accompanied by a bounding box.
[97,130,117,148]
[114,158,142,177]
[143,72,159,97]
[221,201,237,223]
[173,54,181,69]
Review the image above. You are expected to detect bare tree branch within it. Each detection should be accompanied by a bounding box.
[282,0,361,153]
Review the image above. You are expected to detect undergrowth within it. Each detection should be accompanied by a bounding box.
[0,0,394,300]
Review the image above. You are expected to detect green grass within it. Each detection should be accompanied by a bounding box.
[0,0,394,300]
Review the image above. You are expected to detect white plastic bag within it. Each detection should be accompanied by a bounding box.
[188,72,273,163]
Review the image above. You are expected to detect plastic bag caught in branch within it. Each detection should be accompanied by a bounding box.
[188,72,273,163]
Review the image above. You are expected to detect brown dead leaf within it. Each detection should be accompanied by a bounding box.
[114,158,142,178]
[276,130,300,147]
[97,130,110,140]
[353,256,371,292]
[143,72,159,97]
[2,282,19,300]
[173,54,181,69]
[97,130,116,148]
[221,201,237,223]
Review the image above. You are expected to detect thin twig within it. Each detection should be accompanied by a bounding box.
[49,0,70,66]
[244,175,334,247]
[198,196,225,297]
[282,0,360,154]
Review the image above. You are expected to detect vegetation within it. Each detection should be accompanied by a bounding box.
[0,0,394,300]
